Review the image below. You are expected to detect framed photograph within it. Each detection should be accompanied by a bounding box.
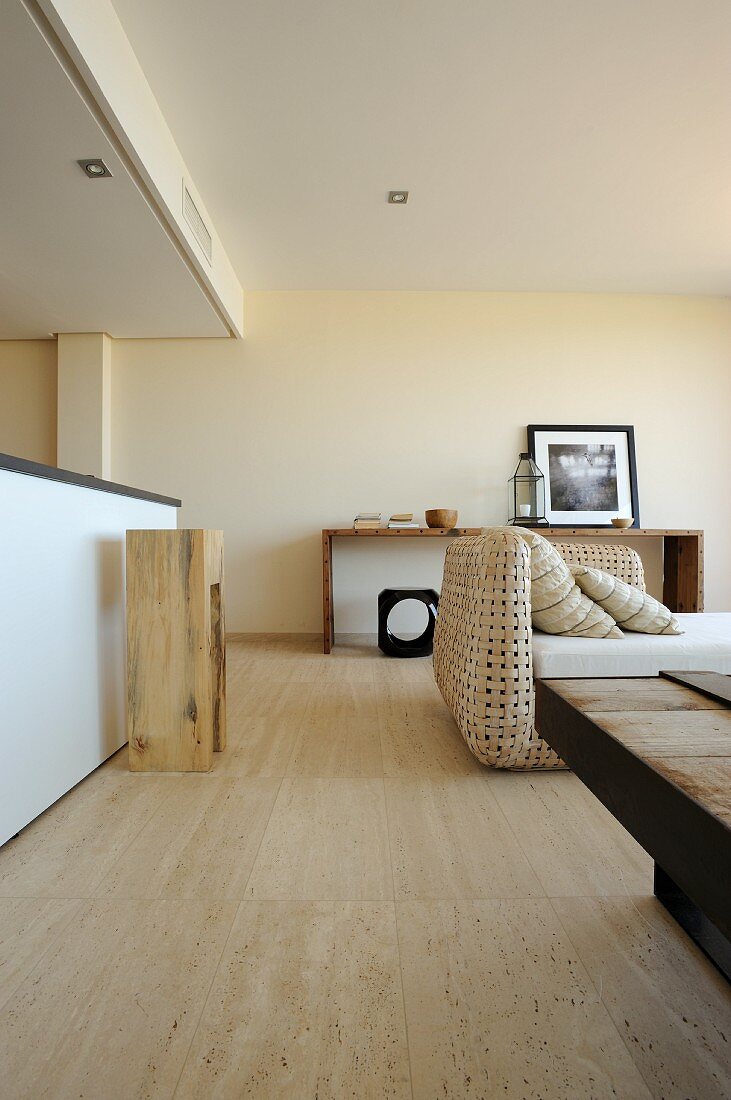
[528,424,640,528]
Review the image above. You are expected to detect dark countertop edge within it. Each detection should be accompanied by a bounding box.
[0,453,181,508]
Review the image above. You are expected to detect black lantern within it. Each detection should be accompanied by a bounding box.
[507,453,548,527]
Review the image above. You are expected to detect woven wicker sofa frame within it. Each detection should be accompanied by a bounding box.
[432,529,646,769]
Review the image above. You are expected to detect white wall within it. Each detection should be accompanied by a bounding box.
[0,468,176,844]
[110,292,731,632]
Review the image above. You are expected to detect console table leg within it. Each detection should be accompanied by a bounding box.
[654,863,730,981]
[322,531,334,653]
[662,533,703,613]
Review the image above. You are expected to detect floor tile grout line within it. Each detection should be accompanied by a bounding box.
[0,897,85,1015]
[467,776,553,900]
[489,775,652,900]
[2,768,184,902]
[170,773,285,1097]
[382,777,416,1100]
[170,897,245,1098]
[282,707,313,779]
[546,895,656,1099]
[85,772,185,897]
[239,776,285,899]
[461,774,548,898]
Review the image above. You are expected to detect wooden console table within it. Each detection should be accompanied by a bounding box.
[321,527,703,653]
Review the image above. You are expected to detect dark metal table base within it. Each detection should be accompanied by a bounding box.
[654,863,731,981]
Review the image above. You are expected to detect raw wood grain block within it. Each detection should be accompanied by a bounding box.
[126,529,226,772]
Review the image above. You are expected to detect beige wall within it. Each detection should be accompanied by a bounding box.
[111,292,731,631]
[0,340,57,465]
[57,333,113,479]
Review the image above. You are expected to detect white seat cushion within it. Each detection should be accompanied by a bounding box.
[532,612,731,679]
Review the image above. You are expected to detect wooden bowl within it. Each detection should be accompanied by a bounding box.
[425,508,458,529]
[611,517,634,529]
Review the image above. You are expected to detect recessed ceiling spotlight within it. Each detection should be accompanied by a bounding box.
[78,158,112,179]
[388,191,409,204]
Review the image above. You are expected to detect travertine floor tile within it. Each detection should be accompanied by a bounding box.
[380,712,484,776]
[0,774,175,897]
[490,771,653,896]
[229,652,325,683]
[372,654,435,683]
[4,635,722,1099]
[0,899,236,1099]
[377,681,448,722]
[305,680,379,720]
[315,656,376,683]
[176,901,411,1098]
[247,779,392,900]
[386,778,543,898]
[553,895,731,1099]
[286,715,383,777]
[397,898,651,1099]
[97,777,279,899]
[0,898,81,1010]
[211,717,298,777]
[230,679,314,718]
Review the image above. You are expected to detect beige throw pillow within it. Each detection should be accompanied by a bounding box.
[570,565,683,635]
[483,527,622,638]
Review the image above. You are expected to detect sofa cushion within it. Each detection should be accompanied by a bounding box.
[570,564,682,635]
[506,527,622,638]
[532,612,731,678]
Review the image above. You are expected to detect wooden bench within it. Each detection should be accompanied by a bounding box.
[536,672,731,980]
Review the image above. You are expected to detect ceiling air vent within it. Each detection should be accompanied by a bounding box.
[182,182,212,264]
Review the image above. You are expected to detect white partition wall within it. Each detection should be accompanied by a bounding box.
[0,464,177,845]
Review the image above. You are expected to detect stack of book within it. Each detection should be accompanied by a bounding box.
[353,512,381,530]
[388,513,420,529]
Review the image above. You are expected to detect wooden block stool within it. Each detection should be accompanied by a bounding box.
[126,529,226,771]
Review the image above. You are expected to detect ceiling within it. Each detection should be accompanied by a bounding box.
[0,0,229,338]
[111,0,731,294]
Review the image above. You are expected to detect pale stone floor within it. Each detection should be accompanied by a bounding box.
[0,634,729,1098]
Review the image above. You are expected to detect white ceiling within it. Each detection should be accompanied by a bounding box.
[111,0,731,294]
[0,0,229,338]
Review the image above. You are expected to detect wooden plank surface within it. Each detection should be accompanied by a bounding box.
[546,678,726,713]
[324,527,702,537]
[322,531,333,654]
[660,670,731,706]
[663,534,704,613]
[650,760,731,823]
[127,529,226,772]
[206,529,226,752]
[542,675,731,800]
[596,711,731,758]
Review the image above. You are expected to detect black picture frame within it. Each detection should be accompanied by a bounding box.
[527,424,640,528]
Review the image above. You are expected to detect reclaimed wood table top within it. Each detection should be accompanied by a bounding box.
[541,675,731,822]
[535,673,731,940]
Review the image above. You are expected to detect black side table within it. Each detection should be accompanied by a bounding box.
[378,587,439,658]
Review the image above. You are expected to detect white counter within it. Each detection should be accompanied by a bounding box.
[0,460,178,845]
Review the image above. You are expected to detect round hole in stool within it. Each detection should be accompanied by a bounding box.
[378,587,439,658]
[388,598,430,640]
